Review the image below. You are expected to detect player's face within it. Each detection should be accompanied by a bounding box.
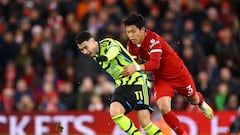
[125,25,145,44]
[77,38,98,57]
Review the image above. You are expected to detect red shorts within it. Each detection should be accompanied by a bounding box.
[153,67,197,100]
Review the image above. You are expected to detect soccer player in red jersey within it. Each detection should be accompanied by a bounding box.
[122,14,214,135]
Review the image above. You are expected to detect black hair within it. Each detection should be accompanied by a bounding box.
[123,14,145,29]
[75,31,93,45]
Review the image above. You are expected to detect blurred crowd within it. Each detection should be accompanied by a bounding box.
[0,0,240,115]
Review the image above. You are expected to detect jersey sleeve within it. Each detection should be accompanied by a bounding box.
[143,37,162,71]
[105,39,120,60]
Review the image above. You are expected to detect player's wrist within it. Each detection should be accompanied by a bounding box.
[135,64,141,71]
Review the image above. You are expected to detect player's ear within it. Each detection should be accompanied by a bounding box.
[94,40,98,45]
[141,27,146,32]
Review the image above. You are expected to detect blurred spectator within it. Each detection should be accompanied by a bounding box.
[77,76,95,110]
[96,20,120,40]
[16,94,35,112]
[97,81,115,110]
[184,0,207,32]
[215,67,240,96]
[96,73,111,87]
[47,1,64,30]
[14,78,34,109]
[205,55,219,82]
[181,35,205,79]
[206,0,222,11]
[3,62,17,89]
[225,93,239,110]
[199,20,217,56]
[0,17,6,34]
[145,16,157,31]
[14,44,32,73]
[219,1,239,35]
[149,4,161,21]
[37,65,59,110]
[21,63,41,102]
[196,70,214,104]
[1,87,15,112]
[102,1,123,27]
[29,25,42,52]
[136,0,154,17]
[34,26,59,67]
[63,65,75,83]
[58,0,76,17]
[214,82,229,111]
[182,18,200,41]
[0,31,19,67]
[7,14,18,32]
[229,107,240,134]
[214,27,240,69]
[75,0,101,21]
[159,18,174,36]
[14,28,25,45]
[172,94,188,111]
[28,4,44,26]
[61,18,81,58]
[58,80,76,110]
[119,0,136,14]
[65,12,76,30]
[86,13,103,37]
[22,0,34,18]
[0,0,11,20]
[52,20,66,46]
[19,18,32,42]
[167,1,183,39]
[43,65,58,84]
[206,7,224,34]
[88,94,104,112]
[40,81,60,112]
[118,24,129,46]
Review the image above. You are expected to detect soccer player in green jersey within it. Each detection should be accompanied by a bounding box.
[75,31,163,135]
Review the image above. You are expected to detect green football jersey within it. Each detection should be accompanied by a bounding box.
[94,38,150,87]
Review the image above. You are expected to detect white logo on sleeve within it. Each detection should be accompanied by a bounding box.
[149,39,160,49]
[186,84,194,97]
[150,39,155,43]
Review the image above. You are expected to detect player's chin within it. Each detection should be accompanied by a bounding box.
[131,40,137,44]
[88,53,93,58]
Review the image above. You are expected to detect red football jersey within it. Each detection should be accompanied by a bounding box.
[127,29,185,80]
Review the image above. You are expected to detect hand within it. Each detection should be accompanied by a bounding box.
[96,55,108,62]
[122,65,137,77]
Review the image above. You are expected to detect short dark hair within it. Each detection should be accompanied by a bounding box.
[75,31,93,45]
[123,14,145,29]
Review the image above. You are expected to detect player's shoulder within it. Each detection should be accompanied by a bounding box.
[99,38,114,47]
[100,38,114,43]
[146,29,162,40]
[100,38,121,45]
[145,30,162,48]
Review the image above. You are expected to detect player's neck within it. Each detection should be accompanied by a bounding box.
[138,32,146,45]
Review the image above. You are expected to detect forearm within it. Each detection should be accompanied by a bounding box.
[143,52,161,71]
